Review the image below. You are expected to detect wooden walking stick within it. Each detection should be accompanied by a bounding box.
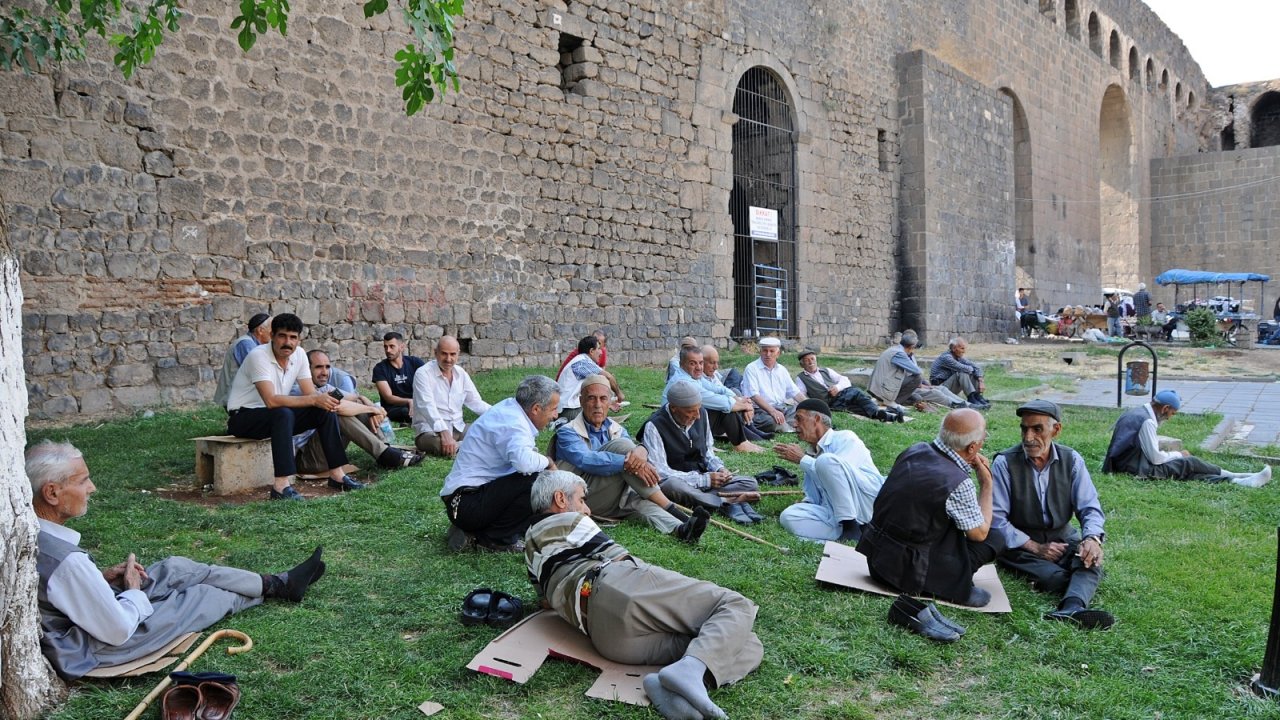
[721,490,804,497]
[675,503,791,555]
[124,629,253,720]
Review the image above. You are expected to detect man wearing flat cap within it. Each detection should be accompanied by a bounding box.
[553,375,711,543]
[640,380,763,525]
[989,400,1114,629]
[742,336,805,433]
[774,399,885,542]
[1103,390,1271,487]
[794,349,902,423]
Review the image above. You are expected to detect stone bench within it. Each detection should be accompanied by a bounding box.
[193,435,275,495]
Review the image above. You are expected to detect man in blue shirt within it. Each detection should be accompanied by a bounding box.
[928,338,991,409]
[553,376,709,543]
[989,400,1113,629]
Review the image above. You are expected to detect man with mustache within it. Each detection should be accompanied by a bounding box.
[988,400,1113,629]
[225,313,361,500]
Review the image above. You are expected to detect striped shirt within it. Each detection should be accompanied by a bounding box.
[524,512,630,633]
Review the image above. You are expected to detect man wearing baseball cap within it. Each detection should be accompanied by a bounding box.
[1103,390,1271,487]
[989,400,1114,629]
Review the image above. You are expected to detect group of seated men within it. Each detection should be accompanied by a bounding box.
[36,317,1274,716]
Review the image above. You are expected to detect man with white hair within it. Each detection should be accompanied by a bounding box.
[868,329,966,412]
[28,441,324,679]
[742,336,805,433]
[928,337,991,410]
[524,470,762,720]
[441,375,561,552]
[665,345,763,452]
[857,409,1005,607]
[1102,390,1271,486]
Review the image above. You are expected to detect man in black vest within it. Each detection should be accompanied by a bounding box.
[989,400,1114,630]
[1103,390,1271,487]
[640,380,762,525]
[857,409,1003,607]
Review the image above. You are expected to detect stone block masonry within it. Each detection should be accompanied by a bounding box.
[1,0,1215,418]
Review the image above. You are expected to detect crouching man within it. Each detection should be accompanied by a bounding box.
[29,441,325,679]
[525,470,763,720]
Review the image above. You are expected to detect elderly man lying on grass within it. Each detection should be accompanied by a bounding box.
[524,470,763,720]
[29,441,325,680]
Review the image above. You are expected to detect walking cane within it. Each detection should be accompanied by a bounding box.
[675,503,791,555]
[123,629,253,720]
[721,490,804,497]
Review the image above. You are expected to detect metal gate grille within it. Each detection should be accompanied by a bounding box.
[730,66,797,340]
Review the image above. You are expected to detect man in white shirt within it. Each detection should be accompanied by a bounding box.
[742,336,805,433]
[556,335,622,421]
[29,441,325,680]
[440,375,560,552]
[412,335,492,457]
[1102,390,1271,487]
[774,399,885,542]
[225,313,361,500]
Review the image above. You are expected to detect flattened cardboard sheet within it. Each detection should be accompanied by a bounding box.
[83,632,200,678]
[467,610,659,705]
[296,464,358,480]
[816,541,1011,613]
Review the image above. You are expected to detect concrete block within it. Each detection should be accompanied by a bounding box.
[194,435,276,494]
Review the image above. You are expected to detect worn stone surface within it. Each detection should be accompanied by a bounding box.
[0,0,1222,417]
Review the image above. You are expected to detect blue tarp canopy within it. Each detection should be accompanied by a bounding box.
[1155,269,1270,285]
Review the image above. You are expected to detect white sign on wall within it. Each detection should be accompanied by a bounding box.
[748,206,778,241]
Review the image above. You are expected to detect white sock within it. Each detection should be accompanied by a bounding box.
[1232,466,1271,488]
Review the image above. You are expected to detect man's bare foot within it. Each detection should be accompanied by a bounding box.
[733,440,766,453]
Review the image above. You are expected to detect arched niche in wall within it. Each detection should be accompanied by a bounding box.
[1000,88,1035,290]
[1251,91,1280,148]
[1099,84,1137,289]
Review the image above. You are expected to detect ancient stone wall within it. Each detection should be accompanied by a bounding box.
[1,0,1212,418]
[897,51,1014,347]
[1148,146,1280,313]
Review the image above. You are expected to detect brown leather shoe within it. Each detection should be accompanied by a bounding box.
[161,684,203,720]
[198,681,241,720]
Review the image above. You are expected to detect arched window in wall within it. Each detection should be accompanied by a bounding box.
[1251,92,1280,148]
[1128,47,1139,82]
[1088,13,1103,56]
[1109,31,1122,69]
[1160,69,1168,92]
[730,67,798,339]
[1145,58,1154,89]
[1065,0,1080,38]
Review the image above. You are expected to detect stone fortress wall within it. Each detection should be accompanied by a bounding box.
[0,0,1226,418]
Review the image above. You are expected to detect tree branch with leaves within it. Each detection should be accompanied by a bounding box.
[1,0,463,115]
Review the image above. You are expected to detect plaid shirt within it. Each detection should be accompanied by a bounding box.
[933,439,984,532]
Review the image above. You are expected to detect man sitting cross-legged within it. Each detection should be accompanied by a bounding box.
[525,470,763,720]
[989,400,1114,629]
[794,349,903,423]
[640,380,762,525]
[412,335,492,458]
[29,441,325,680]
[372,331,425,424]
[225,313,361,500]
[743,336,805,433]
[292,349,424,472]
[774,399,886,543]
[440,375,560,552]
[857,409,1004,607]
[665,345,763,453]
[868,330,967,412]
[553,375,710,543]
[1102,389,1271,487]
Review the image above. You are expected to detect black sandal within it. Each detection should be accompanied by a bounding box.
[460,588,492,626]
[486,591,524,630]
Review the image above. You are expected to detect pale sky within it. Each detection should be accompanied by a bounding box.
[1142,0,1280,87]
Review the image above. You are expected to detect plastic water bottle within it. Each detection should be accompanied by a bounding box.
[375,403,396,442]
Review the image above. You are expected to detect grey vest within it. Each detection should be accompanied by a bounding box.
[997,444,1078,544]
[212,335,251,409]
[1103,406,1149,474]
[869,346,911,403]
[797,368,841,399]
[37,530,100,679]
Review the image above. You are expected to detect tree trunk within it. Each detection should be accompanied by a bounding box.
[0,193,64,717]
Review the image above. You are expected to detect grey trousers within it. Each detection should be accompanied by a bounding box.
[415,427,467,456]
[659,474,759,511]
[940,372,979,397]
[750,402,796,433]
[92,557,262,669]
[559,438,679,534]
[586,559,763,689]
[996,534,1103,607]
[298,414,388,473]
[1138,455,1228,482]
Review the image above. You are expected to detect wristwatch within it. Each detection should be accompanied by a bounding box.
[1083,534,1104,545]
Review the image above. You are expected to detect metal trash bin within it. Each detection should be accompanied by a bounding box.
[1125,361,1150,395]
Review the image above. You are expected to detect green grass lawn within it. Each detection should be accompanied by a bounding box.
[32,361,1280,719]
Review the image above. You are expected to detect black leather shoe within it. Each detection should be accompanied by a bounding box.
[675,507,711,544]
[269,485,304,501]
[888,594,960,643]
[1045,607,1115,630]
[328,475,365,492]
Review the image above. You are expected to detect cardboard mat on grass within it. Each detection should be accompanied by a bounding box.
[816,540,1011,613]
[467,610,659,705]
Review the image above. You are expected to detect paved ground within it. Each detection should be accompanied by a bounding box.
[1037,378,1280,449]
